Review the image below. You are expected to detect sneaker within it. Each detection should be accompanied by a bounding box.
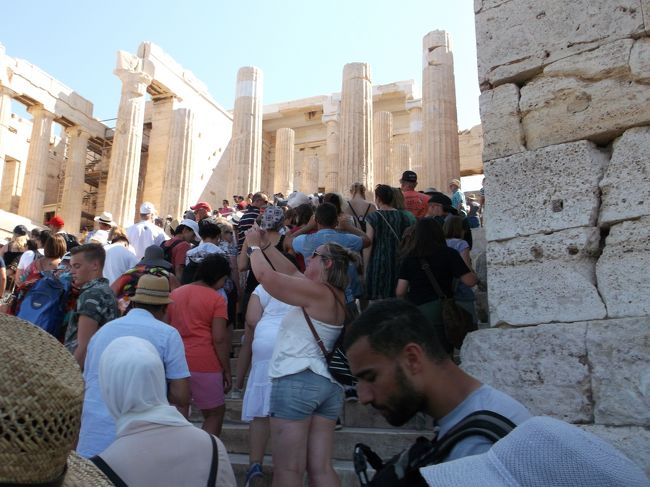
[244,463,264,487]
[335,418,343,431]
[345,388,358,403]
[230,388,242,400]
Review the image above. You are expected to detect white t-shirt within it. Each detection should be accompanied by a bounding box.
[17,249,44,270]
[126,220,168,260]
[103,243,138,285]
[77,308,189,458]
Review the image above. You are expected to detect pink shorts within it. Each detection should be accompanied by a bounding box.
[188,371,225,410]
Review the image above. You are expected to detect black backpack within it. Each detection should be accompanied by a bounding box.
[160,239,184,265]
[62,233,79,251]
[181,258,200,285]
[353,410,516,486]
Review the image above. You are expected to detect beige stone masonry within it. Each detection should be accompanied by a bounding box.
[596,217,650,319]
[159,108,195,219]
[0,86,13,196]
[322,111,340,194]
[484,141,607,242]
[487,227,606,326]
[17,105,54,222]
[230,66,263,196]
[338,63,373,190]
[406,100,423,176]
[475,0,646,87]
[422,30,460,190]
[104,65,152,226]
[599,127,650,225]
[630,37,650,81]
[461,322,592,422]
[60,128,90,233]
[273,128,295,197]
[372,111,392,185]
[479,84,525,162]
[392,144,410,183]
[142,96,176,209]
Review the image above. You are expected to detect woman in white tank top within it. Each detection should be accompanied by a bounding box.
[246,226,359,487]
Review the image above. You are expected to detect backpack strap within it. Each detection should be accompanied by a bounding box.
[90,456,129,487]
[347,201,362,227]
[207,433,219,487]
[430,410,517,463]
[362,203,372,219]
[419,259,449,299]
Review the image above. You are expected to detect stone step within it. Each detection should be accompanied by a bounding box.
[228,453,369,487]
[217,421,422,462]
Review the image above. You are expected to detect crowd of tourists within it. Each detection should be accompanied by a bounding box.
[1,171,647,487]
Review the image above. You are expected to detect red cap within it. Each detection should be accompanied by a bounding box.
[46,215,65,228]
[190,201,212,212]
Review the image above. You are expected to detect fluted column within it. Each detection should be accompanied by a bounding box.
[160,108,195,220]
[273,128,295,196]
[305,155,319,194]
[231,66,263,196]
[392,143,411,183]
[322,113,339,193]
[372,111,392,185]
[422,30,460,190]
[142,95,175,209]
[18,105,55,222]
[59,127,90,233]
[406,99,423,176]
[338,63,373,191]
[104,69,151,226]
[0,87,13,199]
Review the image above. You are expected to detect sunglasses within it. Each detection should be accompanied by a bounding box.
[312,250,330,260]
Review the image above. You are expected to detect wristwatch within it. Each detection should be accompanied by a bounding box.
[247,245,261,256]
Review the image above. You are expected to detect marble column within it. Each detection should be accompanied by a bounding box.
[230,66,263,196]
[293,149,304,192]
[406,99,423,177]
[273,128,295,197]
[422,30,460,190]
[392,143,411,183]
[142,95,176,209]
[0,87,13,200]
[373,111,392,185]
[322,113,339,193]
[160,108,195,220]
[305,155,320,194]
[104,69,151,227]
[338,63,373,191]
[18,105,55,222]
[60,127,90,233]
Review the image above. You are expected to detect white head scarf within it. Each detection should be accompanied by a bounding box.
[99,336,189,435]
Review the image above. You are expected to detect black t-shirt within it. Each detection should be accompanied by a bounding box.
[398,248,470,305]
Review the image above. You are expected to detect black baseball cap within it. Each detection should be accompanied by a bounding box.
[400,170,417,183]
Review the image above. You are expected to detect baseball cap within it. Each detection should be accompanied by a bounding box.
[46,216,65,227]
[400,170,418,183]
[176,218,200,240]
[139,202,155,215]
[428,192,453,208]
[190,201,212,212]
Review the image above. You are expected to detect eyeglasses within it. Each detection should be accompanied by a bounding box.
[312,250,329,260]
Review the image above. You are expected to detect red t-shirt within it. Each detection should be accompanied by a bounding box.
[402,190,430,218]
[163,237,191,270]
[168,284,228,372]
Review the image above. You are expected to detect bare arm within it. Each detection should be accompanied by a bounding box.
[168,378,190,408]
[0,267,6,297]
[238,239,251,272]
[460,271,479,288]
[460,248,472,269]
[212,317,232,393]
[396,279,409,298]
[236,294,262,390]
[74,315,99,369]
[363,222,374,272]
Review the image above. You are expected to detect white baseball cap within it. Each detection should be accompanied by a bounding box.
[419,416,648,487]
[177,218,200,241]
[139,202,156,215]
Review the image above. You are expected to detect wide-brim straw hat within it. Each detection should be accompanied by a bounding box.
[0,315,113,486]
[129,274,173,305]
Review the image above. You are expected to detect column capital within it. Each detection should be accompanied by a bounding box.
[114,69,152,96]
[406,98,422,112]
[322,113,339,124]
[27,104,56,120]
[64,125,92,139]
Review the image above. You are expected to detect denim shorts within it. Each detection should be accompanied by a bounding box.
[269,369,344,421]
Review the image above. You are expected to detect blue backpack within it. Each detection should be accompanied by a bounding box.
[17,272,70,338]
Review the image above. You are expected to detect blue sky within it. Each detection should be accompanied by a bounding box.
[2,0,480,129]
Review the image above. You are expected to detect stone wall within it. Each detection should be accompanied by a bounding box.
[468,0,650,474]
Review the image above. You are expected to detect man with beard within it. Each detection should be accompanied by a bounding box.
[344,299,531,462]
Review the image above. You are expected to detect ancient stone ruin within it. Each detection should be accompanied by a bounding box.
[463,0,650,474]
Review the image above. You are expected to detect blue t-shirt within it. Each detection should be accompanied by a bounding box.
[436,384,531,462]
[292,229,363,302]
[77,308,190,458]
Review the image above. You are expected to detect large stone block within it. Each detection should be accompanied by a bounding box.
[596,217,650,318]
[599,127,650,225]
[479,84,525,161]
[630,38,650,81]
[579,425,650,476]
[460,322,592,422]
[475,0,645,87]
[586,317,650,426]
[487,228,606,325]
[484,141,607,241]
[520,75,650,150]
[543,39,633,79]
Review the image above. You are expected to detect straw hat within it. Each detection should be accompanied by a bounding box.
[129,274,173,305]
[0,315,112,486]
